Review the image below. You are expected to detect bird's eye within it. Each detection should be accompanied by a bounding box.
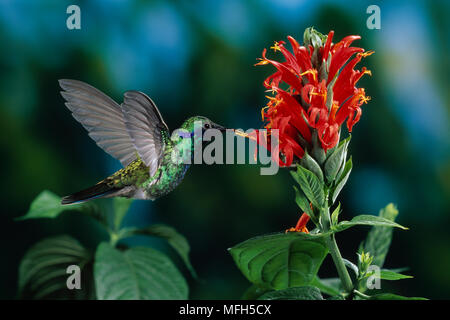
[204,123,211,129]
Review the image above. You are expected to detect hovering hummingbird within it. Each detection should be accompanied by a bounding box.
[59,79,226,205]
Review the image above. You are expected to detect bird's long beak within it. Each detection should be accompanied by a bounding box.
[212,123,227,132]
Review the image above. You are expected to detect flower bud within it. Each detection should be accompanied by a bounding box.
[358,251,374,275]
[303,27,327,69]
[303,27,326,49]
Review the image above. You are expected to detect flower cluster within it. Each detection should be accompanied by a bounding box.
[256,28,373,166]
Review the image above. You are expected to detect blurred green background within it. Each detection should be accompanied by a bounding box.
[1,0,449,299]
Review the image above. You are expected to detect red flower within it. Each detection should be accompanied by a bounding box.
[255,29,373,166]
[286,212,310,233]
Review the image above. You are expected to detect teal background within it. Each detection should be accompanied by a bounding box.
[1,0,449,299]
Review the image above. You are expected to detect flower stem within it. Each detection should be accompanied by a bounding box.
[354,289,371,300]
[325,233,354,294]
[321,206,354,295]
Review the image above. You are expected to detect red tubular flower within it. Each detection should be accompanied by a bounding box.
[285,212,310,233]
[256,29,373,166]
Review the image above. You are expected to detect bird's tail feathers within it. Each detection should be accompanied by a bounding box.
[61,181,118,205]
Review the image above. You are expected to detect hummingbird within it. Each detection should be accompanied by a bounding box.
[59,79,226,205]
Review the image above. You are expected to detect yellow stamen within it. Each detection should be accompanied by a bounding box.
[310,87,327,103]
[265,95,282,105]
[261,105,269,121]
[310,90,325,97]
[359,50,375,58]
[270,41,282,52]
[363,69,372,76]
[234,129,248,138]
[234,129,258,142]
[300,69,317,82]
[255,58,269,66]
[330,102,339,121]
[361,95,371,104]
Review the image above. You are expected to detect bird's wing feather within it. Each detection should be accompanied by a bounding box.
[122,91,169,178]
[59,79,137,167]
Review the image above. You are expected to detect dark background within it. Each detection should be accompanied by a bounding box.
[1,0,449,299]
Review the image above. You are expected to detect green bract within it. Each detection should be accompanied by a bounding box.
[291,165,324,209]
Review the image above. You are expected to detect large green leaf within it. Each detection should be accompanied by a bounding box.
[18,190,104,225]
[332,214,408,233]
[18,235,94,299]
[17,190,83,220]
[229,232,328,290]
[120,224,197,278]
[242,285,272,300]
[258,286,323,300]
[94,243,188,300]
[291,165,324,208]
[360,204,399,268]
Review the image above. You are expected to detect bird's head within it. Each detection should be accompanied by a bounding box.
[170,116,228,163]
[180,116,226,134]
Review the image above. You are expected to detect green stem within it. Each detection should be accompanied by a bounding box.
[109,230,119,247]
[325,233,354,293]
[321,206,354,295]
[354,289,371,300]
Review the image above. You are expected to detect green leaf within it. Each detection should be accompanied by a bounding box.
[242,285,272,300]
[334,136,351,180]
[331,157,352,203]
[311,277,342,297]
[378,270,413,281]
[121,224,197,278]
[113,197,133,230]
[333,214,408,233]
[360,204,399,268]
[324,137,349,183]
[17,190,84,220]
[258,286,323,300]
[369,293,427,300]
[18,235,94,299]
[331,203,341,226]
[299,151,324,182]
[17,190,105,226]
[229,232,328,290]
[291,165,324,208]
[94,243,188,300]
[293,186,314,217]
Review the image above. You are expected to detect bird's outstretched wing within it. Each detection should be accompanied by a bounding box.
[122,91,170,178]
[59,79,138,167]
